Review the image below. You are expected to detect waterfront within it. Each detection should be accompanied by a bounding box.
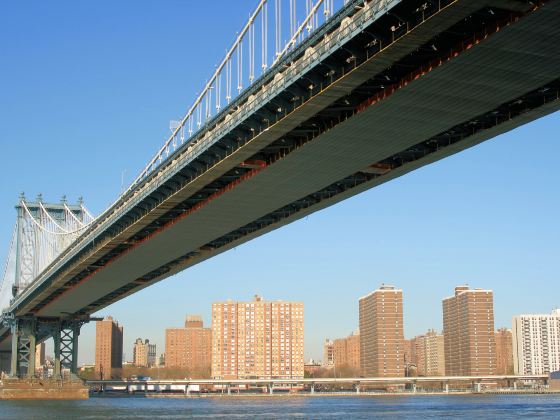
[1,394,560,419]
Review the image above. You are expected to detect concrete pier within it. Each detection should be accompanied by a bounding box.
[0,377,88,400]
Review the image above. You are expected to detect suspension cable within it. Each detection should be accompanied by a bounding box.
[80,204,96,222]
[39,202,71,233]
[64,203,93,227]
[22,202,86,236]
[0,224,16,291]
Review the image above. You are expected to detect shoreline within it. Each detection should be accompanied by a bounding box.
[89,390,560,399]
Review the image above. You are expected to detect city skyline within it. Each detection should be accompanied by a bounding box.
[90,285,557,372]
[1,1,559,367]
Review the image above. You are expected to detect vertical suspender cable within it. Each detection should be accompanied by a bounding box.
[262,0,268,71]
[240,42,243,92]
[249,21,255,82]
[225,58,230,104]
[206,85,211,119]
[275,0,282,57]
[216,72,221,111]
[289,0,295,38]
[237,44,242,92]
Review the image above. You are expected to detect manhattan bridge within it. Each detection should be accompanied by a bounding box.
[1,0,559,379]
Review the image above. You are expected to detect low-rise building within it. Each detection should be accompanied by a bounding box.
[304,359,323,377]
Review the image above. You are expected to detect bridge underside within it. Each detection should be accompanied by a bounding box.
[2,0,559,349]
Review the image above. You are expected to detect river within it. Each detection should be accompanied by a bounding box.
[1,394,559,419]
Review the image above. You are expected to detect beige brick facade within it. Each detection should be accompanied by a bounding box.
[211,295,304,379]
[133,338,156,367]
[409,330,445,376]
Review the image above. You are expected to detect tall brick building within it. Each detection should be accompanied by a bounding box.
[211,295,304,379]
[333,331,360,374]
[495,328,514,375]
[95,316,123,379]
[165,315,212,375]
[359,285,404,377]
[442,285,496,376]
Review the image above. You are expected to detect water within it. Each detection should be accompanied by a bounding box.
[1,394,560,419]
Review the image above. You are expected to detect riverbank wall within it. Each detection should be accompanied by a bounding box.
[0,378,88,400]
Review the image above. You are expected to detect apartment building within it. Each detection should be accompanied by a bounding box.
[442,285,496,376]
[409,329,445,376]
[495,327,514,375]
[333,330,360,373]
[95,316,123,378]
[165,315,212,374]
[512,310,560,375]
[133,338,157,367]
[211,295,304,379]
[359,284,404,377]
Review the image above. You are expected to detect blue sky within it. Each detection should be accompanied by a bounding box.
[1,1,558,365]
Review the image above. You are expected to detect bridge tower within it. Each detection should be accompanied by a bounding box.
[0,194,96,378]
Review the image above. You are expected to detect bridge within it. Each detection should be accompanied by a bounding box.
[1,0,559,382]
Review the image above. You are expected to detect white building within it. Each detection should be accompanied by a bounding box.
[512,309,560,375]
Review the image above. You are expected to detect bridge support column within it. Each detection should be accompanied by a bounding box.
[8,318,37,378]
[53,325,62,378]
[10,317,89,380]
[269,383,273,395]
[310,384,315,394]
[356,384,361,394]
[445,383,449,393]
[58,321,81,377]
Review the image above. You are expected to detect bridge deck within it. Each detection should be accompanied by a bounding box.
[34,0,560,318]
